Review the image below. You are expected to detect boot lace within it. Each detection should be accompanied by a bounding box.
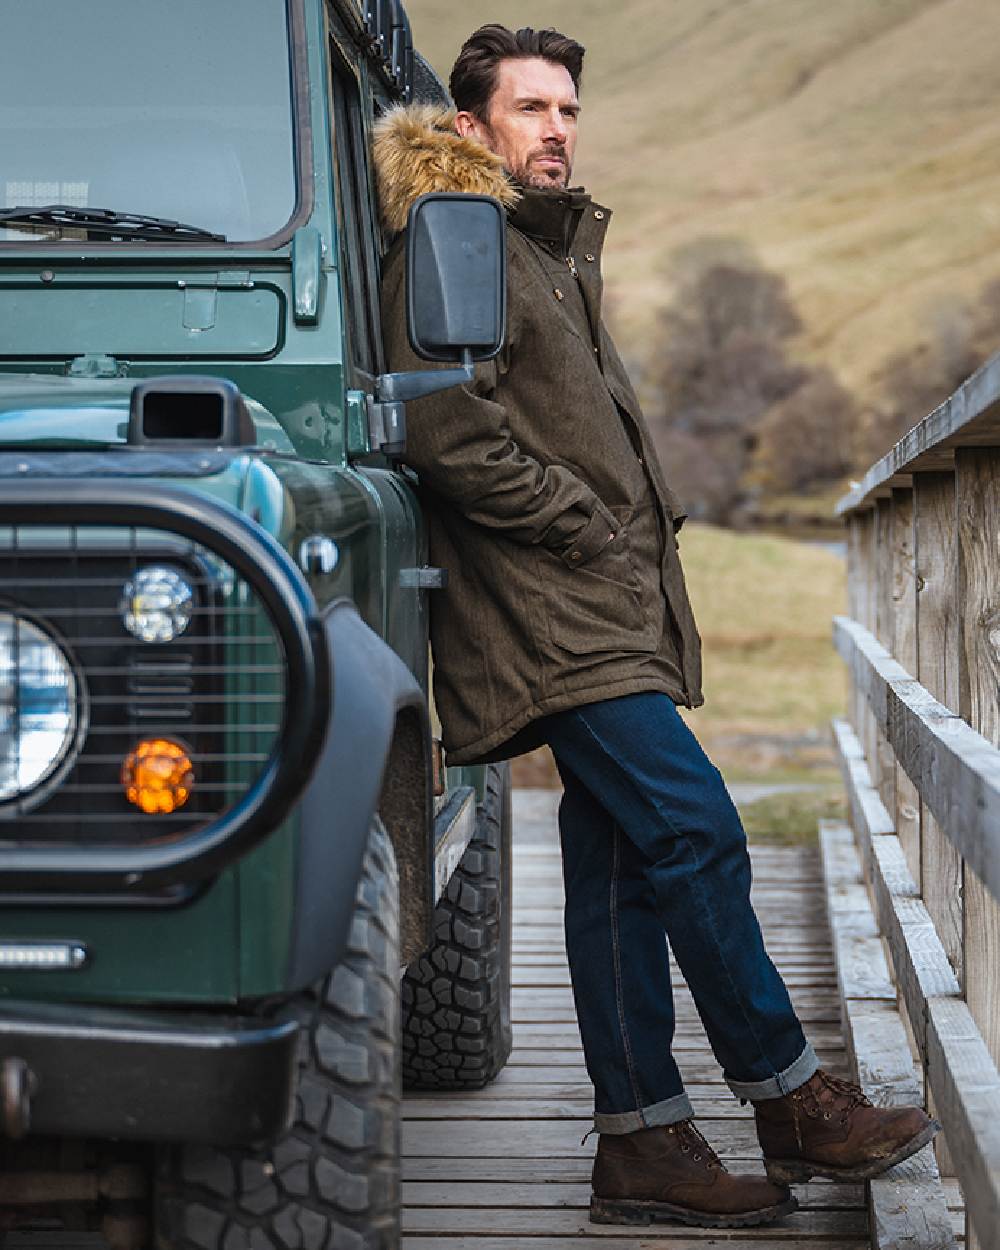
[794,1071,871,1129]
[674,1120,723,1171]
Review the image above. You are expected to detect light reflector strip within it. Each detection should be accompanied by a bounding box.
[0,942,87,970]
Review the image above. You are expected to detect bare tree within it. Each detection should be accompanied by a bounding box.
[647,239,811,523]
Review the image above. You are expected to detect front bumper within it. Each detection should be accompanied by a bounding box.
[0,999,297,1147]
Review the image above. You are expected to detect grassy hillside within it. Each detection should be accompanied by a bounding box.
[406,0,1000,407]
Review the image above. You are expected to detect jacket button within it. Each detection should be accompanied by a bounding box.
[594,210,605,220]
[570,550,582,561]
[554,289,564,301]
[585,254,595,262]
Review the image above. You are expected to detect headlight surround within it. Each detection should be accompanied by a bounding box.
[121,566,194,644]
[0,613,81,804]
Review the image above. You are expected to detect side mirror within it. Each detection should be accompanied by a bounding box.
[406,193,506,364]
[367,193,508,457]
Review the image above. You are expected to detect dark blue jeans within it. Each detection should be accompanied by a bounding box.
[542,692,817,1133]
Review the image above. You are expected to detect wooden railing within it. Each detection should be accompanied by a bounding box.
[834,353,1000,1250]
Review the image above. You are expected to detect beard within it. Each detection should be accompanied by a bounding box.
[510,144,572,190]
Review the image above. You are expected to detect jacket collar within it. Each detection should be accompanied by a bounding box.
[508,186,610,257]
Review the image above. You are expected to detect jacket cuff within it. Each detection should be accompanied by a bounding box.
[559,505,618,568]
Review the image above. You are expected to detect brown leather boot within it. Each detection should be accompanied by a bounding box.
[590,1120,797,1228]
[754,1069,941,1183]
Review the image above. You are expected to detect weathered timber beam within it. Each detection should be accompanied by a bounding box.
[925,997,1000,1250]
[832,721,960,1056]
[819,819,957,1250]
[833,719,1000,1248]
[834,614,1000,906]
[837,351,1000,515]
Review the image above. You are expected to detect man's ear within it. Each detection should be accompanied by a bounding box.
[455,110,489,144]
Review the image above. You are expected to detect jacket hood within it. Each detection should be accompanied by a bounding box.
[373,104,519,234]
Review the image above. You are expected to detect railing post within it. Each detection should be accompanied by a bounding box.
[874,498,895,817]
[913,470,962,1181]
[859,508,878,772]
[891,486,920,885]
[956,446,1000,1250]
[850,512,865,735]
[913,472,962,976]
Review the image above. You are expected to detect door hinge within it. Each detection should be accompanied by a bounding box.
[368,396,406,456]
[399,566,448,590]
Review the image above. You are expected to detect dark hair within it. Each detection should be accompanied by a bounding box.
[449,24,585,121]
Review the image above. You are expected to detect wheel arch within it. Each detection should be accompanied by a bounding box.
[286,600,433,989]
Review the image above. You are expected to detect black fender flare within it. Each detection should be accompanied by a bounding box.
[286,599,433,989]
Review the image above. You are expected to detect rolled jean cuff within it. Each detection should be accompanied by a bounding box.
[726,1042,819,1102]
[593,1091,694,1135]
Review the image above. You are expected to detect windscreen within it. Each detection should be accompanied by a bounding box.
[0,0,298,244]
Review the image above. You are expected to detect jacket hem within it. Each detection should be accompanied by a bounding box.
[443,675,690,766]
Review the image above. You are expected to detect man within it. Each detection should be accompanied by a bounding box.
[376,24,938,1229]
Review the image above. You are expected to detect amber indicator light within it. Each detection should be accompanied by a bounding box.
[121,739,195,814]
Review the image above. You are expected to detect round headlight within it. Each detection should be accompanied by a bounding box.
[121,566,194,644]
[0,614,79,803]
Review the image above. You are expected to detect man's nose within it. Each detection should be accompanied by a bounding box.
[542,108,568,144]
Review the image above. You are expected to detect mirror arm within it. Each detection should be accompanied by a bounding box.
[376,348,474,403]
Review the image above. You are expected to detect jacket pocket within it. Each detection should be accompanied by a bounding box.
[543,518,659,657]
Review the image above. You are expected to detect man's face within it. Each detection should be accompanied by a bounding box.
[456,57,580,190]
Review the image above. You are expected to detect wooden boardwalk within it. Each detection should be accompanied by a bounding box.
[400,788,956,1248]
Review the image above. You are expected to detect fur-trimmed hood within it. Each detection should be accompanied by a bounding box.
[373,104,519,234]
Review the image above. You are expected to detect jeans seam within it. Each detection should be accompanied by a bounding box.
[570,707,784,1086]
[610,822,646,1124]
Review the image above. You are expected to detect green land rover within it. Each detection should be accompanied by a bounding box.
[0,2,513,1246]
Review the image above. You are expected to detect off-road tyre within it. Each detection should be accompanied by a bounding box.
[155,818,400,1250]
[401,762,512,1090]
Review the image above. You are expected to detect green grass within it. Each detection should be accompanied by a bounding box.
[739,786,846,846]
[677,524,845,779]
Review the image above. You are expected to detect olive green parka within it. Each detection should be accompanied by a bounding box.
[375,105,703,765]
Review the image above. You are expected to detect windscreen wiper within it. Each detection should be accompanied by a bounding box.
[0,204,226,242]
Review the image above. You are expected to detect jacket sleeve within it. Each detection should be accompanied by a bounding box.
[379,238,618,566]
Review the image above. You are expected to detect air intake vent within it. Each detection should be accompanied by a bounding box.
[128,376,254,446]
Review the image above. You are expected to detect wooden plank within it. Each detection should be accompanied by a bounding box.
[875,498,896,813]
[925,996,1000,1250]
[891,487,922,886]
[862,507,880,780]
[914,471,964,985]
[507,1052,846,1079]
[832,721,961,1056]
[834,721,1000,1245]
[401,1179,865,1209]
[834,616,1000,907]
[836,351,1000,515]
[955,445,1000,1250]
[848,513,864,733]
[402,1206,865,1237]
[955,444,1000,1099]
[404,1097,790,1121]
[402,1238,871,1250]
[819,819,959,1250]
[404,1118,768,1158]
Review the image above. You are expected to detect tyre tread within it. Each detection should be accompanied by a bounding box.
[156,820,400,1250]
[401,764,512,1090]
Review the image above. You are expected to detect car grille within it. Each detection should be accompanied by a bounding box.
[0,525,286,846]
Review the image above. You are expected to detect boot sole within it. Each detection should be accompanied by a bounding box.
[764,1118,942,1184]
[590,1193,799,1229]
